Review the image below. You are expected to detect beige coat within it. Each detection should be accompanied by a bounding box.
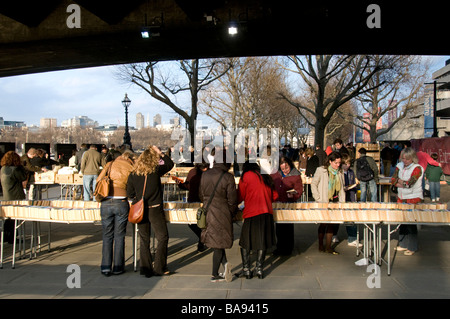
[310,167,346,203]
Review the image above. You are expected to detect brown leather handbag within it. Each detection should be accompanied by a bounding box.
[128,175,147,224]
[93,162,113,202]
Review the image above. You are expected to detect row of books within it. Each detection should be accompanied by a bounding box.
[1,200,448,224]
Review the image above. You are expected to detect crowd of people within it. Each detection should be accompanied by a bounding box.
[0,138,444,281]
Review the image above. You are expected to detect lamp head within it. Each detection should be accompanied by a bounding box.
[122,93,131,108]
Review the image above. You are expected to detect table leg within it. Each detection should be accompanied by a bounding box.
[133,223,138,272]
[387,224,391,276]
[0,219,4,269]
[12,219,17,269]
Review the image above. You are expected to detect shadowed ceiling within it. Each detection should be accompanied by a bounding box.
[0,0,447,78]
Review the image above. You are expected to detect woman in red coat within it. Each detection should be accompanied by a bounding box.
[238,161,278,279]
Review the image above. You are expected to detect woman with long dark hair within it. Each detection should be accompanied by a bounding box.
[238,161,278,279]
[270,156,303,256]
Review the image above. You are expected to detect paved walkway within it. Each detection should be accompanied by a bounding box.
[1,184,449,301]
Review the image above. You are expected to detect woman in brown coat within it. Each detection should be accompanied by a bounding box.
[199,150,238,282]
[98,150,135,276]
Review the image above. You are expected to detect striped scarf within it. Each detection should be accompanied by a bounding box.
[328,166,341,201]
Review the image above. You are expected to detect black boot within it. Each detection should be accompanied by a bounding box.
[255,250,266,279]
[240,248,252,279]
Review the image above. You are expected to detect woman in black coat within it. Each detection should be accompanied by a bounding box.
[199,150,238,282]
[127,145,174,278]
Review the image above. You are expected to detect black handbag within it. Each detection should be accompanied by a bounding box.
[197,171,226,229]
[390,185,398,194]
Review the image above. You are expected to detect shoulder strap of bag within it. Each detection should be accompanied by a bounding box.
[141,175,147,199]
[204,171,226,212]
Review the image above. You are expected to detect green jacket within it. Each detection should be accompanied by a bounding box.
[80,149,105,175]
[425,164,443,182]
[1,166,27,200]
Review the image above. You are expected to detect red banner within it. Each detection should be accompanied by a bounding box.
[411,136,450,175]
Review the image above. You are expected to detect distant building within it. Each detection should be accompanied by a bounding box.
[61,116,98,128]
[433,59,450,137]
[0,117,26,129]
[40,118,57,128]
[170,116,180,127]
[94,124,118,137]
[136,112,144,130]
[153,114,161,127]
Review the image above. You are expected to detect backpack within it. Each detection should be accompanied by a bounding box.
[356,156,374,182]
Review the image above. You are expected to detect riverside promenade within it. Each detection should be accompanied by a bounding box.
[1,184,449,304]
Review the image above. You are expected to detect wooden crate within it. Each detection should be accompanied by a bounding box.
[55,174,74,184]
[73,174,83,184]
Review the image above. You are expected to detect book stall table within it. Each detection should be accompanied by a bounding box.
[161,176,187,201]
[0,200,101,268]
[2,200,448,275]
[377,203,449,275]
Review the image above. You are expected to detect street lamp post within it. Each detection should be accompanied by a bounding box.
[122,93,132,149]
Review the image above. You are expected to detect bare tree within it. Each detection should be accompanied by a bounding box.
[338,55,430,142]
[279,55,386,147]
[116,59,230,147]
[201,56,297,144]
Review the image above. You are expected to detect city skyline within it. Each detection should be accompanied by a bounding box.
[0,64,215,129]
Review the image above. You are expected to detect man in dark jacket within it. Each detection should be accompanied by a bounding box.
[315,144,327,166]
[20,148,43,199]
[380,142,395,176]
[354,148,379,202]
[333,138,349,156]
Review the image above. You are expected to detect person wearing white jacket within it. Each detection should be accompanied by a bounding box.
[391,147,423,255]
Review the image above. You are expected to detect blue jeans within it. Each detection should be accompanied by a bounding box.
[83,175,98,201]
[360,179,377,202]
[346,225,358,243]
[100,198,130,273]
[399,225,418,252]
[429,181,440,200]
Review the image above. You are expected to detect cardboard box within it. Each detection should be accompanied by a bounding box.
[35,172,55,183]
[73,174,83,184]
[55,174,74,184]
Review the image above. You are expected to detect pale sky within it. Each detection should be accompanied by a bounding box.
[0,55,448,128]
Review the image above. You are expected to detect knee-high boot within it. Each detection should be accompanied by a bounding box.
[240,248,252,279]
[255,250,266,279]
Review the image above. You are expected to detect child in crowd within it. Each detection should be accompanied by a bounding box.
[425,153,443,202]
[341,154,361,247]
